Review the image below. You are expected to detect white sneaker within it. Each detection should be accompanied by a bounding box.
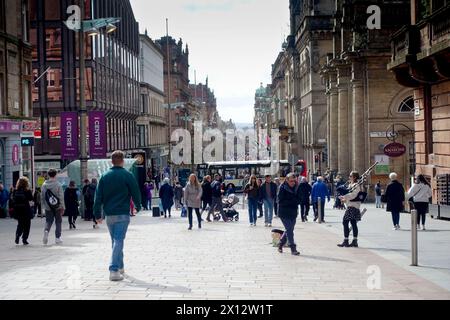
[43,230,49,245]
[55,238,63,245]
[119,269,125,275]
[109,271,124,282]
[268,224,272,227]
[397,225,401,230]
[392,226,397,231]
[422,225,426,231]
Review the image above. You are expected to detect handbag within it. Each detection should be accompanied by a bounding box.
[408,186,422,210]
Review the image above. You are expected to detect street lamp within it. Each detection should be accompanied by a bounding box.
[78,0,120,184]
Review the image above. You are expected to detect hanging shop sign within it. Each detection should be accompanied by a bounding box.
[384,142,406,158]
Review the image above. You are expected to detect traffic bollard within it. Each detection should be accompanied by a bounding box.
[411,209,418,266]
[318,197,322,224]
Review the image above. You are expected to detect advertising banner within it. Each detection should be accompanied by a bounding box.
[88,111,107,159]
[61,112,79,160]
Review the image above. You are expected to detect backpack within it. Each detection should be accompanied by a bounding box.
[45,188,60,211]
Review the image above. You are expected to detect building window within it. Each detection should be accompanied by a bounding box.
[23,80,30,117]
[49,116,61,138]
[0,73,4,115]
[398,96,415,113]
[22,0,28,42]
[138,125,146,147]
[46,68,62,101]
[45,0,61,20]
[45,28,62,61]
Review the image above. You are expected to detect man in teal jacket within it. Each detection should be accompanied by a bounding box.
[94,150,142,281]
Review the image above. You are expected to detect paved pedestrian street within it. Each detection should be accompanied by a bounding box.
[0,202,449,300]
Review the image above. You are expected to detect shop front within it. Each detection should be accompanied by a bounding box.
[0,120,23,189]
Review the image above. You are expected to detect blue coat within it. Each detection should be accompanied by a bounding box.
[311,181,330,203]
[159,183,174,210]
[0,189,9,208]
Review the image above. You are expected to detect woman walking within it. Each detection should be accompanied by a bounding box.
[144,182,154,210]
[407,175,432,230]
[184,174,203,230]
[64,181,80,230]
[201,176,212,216]
[244,175,260,226]
[385,172,405,230]
[11,177,34,245]
[277,173,300,255]
[159,178,174,218]
[338,171,362,248]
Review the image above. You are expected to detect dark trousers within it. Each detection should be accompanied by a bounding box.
[258,202,263,217]
[280,217,297,247]
[391,211,400,226]
[68,215,77,225]
[274,202,278,216]
[343,219,358,239]
[85,202,93,220]
[16,217,31,241]
[414,202,428,225]
[313,201,325,220]
[201,200,211,213]
[208,196,224,220]
[188,207,201,228]
[34,203,42,217]
[300,202,310,220]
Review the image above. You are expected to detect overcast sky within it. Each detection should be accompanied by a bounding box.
[130,0,290,124]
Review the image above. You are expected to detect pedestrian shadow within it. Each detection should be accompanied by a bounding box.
[300,254,353,263]
[123,274,191,294]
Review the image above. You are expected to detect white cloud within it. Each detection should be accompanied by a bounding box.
[130,0,289,123]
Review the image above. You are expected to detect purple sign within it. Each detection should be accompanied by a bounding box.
[89,111,107,159]
[0,121,21,133]
[12,144,19,165]
[61,112,79,160]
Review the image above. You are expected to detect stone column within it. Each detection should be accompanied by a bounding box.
[336,63,351,176]
[351,61,366,174]
[329,71,339,172]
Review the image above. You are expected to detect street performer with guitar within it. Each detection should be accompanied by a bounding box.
[337,171,364,248]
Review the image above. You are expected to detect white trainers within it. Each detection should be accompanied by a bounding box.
[55,238,63,245]
[268,224,272,227]
[109,271,124,282]
[43,230,49,245]
[422,225,426,231]
[119,269,125,275]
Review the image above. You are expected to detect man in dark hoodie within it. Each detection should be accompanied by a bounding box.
[277,173,300,256]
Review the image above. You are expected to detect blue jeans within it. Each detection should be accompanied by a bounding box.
[391,211,400,226]
[248,198,258,224]
[106,215,130,272]
[263,199,274,224]
[375,196,381,208]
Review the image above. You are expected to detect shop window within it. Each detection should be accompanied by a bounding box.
[45,28,62,61]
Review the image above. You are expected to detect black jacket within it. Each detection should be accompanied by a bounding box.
[385,180,405,212]
[244,183,259,200]
[211,180,223,198]
[259,182,277,201]
[298,182,312,204]
[277,182,300,219]
[12,188,33,219]
[64,188,79,217]
[201,181,212,202]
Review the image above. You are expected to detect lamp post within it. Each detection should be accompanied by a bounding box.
[77,0,120,184]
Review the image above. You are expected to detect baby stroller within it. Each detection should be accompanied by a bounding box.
[214,194,240,222]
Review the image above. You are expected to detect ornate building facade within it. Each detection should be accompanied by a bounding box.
[389,0,450,216]
[321,0,414,194]
[0,0,34,188]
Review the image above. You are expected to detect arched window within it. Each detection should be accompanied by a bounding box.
[398,96,415,113]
